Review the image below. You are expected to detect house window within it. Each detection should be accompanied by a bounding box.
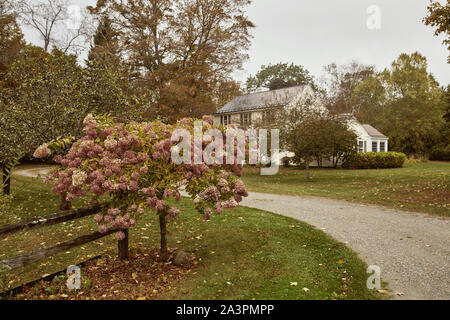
[240,112,251,125]
[262,110,274,124]
[358,141,364,153]
[380,141,386,152]
[372,141,378,152]
[220,115,231,126]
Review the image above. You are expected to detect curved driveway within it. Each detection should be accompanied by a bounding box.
[241,192,450,300]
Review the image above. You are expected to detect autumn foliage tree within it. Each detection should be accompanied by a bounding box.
[87,0,254,122]
[0,0,24,80]
[423,0,450,63]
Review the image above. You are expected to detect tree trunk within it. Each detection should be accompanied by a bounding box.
[118,229,129,261]
[59,192,72,211]
[2,166,11,195]
[305,158,311,181]
[159,212,168,261]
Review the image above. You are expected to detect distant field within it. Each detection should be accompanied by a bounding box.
[242,162,450,216]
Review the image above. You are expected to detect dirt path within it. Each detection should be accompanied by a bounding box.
[241,192,450,300]
[13,166,54,178]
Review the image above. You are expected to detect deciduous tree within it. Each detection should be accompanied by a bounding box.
[270,102,356,180]
[320,61,375,114]
[423,0,450,63]
[88,0,254,122]
[351,52,446,156]
[17,0,91,54]
[246,62,316,93]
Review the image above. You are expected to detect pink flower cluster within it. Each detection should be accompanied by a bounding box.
[45,114,248,238]
[33,143,51,159]
[94,207,137,234]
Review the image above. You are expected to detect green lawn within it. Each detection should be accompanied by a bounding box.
[242,162,450,216]
[0,174,381,300]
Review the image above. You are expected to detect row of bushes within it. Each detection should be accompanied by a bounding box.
[343,152,406,169]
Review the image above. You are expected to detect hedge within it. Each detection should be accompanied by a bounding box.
[343,152,406,169]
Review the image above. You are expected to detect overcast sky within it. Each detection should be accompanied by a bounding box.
[23,0,450,86]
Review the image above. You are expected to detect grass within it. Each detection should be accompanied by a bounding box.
[242,162,450,217]
[0,173,382,300]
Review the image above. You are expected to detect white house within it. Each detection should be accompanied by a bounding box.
[213,85,388,166]
[347,118,389,153]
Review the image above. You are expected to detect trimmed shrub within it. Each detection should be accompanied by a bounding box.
[343,152,406,169]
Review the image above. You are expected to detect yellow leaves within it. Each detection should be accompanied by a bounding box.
[136,296,147,300]
[337,260,345,264]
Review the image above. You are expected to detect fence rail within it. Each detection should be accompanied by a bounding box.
[0,205,104,236]
[0,204,129,272]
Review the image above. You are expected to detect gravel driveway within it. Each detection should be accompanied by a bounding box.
[13,167,450,299]
[241,192,450,300]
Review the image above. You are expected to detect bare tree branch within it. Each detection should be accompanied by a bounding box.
[17,0,91,54]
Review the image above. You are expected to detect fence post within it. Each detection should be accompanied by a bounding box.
[1,166,11,195]
[118,229,129,260]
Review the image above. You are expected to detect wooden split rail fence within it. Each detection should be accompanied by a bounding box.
[0,204,129,271]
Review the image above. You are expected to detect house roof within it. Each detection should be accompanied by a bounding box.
[362,124,387,138]
[215,85,308,115]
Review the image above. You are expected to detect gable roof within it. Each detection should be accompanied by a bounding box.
[362,124,387,138]
[215,85,308,115]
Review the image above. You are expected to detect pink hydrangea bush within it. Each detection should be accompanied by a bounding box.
[39,114,249,251]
